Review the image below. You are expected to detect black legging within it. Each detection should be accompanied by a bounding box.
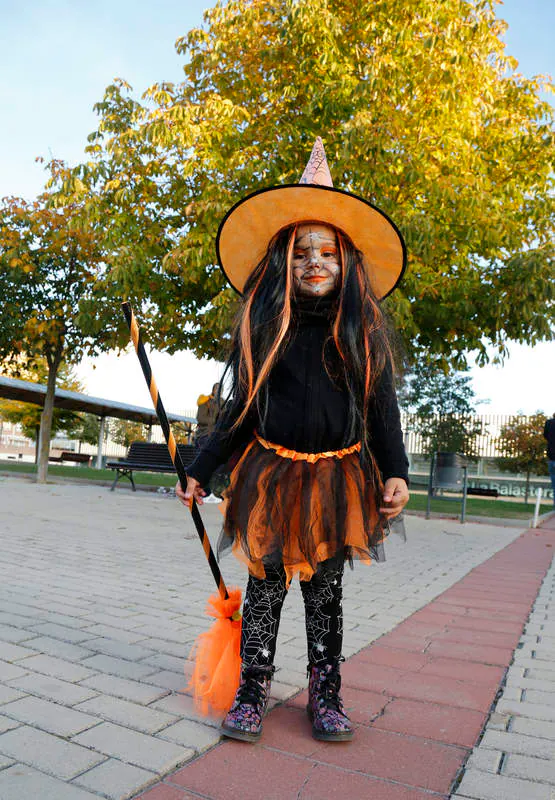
[241,558,344,667]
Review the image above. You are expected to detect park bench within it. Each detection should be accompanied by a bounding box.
[107,441,196,491]
[48,451,92,466]
[466,486,499,498]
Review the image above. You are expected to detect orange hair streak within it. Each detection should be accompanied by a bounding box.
[233,226,296,429]
[237,260,268,404]
[331,232,346,362]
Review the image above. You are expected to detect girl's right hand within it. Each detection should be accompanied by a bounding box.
[176,476,206,507]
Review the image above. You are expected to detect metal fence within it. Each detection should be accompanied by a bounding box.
[0,412,545,462]
[401,412,539,458]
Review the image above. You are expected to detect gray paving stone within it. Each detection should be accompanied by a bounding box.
[132,625,193,644]
[134,637,194,659]
[526,667,555,681]
[0,754,15,770]
[30,624,93,643]
[507,676,555,692]
[75,694,177,734]
[7,673,98,705]
[151,693,222,729]
[511,717,555,741]
[512,657,555,674]
[82,613,143,630]
[455,767,552,799]
[80,638,157,662]
[2,696,100,737]
[16,654,97,683]
[0,626,35,644]
[497,698,555,722]
[0,686,25,706]
[465,748,502,773]
[144,670,187,691]
[0,612,37,628]
[482,729,555,759]
[80,654,157,680]
[504,752,555,784]
[140,653,186,673]
[0,725,105,780]
[71,758,157,799]
[0,643,35,663]
[499,686,522,702]
[486,711,511,731]
[523,688,555,705]
[81,624,147,644]
[73,722,193,773]
[22,636,95,662]
[79,673,169,705]
[0,717,19,735]
[271,679,302,701]
[0,764,100,799]
[0,661,28,682]
[157,718,220,751]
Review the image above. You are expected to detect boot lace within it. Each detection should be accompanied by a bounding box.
[320,665,342,711]
[310,659,345,712]
[236,665,273,706]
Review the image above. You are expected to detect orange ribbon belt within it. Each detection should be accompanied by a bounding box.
[255,432,361,463]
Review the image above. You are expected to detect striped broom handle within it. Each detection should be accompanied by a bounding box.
[122,302,229,600]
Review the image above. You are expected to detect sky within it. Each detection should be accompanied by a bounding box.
[1,0,553,416]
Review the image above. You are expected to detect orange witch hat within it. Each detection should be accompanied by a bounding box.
[216,136,406,299]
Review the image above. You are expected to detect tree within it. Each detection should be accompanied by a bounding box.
[70,0,553,365]
[399,360,483,457]
[496,412,548,503]
[72,414,101,448]
[109,419,148,448]
[0,165,128,482]
[0,361,85,445]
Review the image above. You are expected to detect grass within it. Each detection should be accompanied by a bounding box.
[1,460,551,520]
[406,491,550,520]
[0,460,177,487]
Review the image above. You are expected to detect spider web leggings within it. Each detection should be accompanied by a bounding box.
[241,557,344,667]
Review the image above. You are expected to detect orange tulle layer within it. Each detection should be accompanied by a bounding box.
[220,437,386,587]
[187,587,242,716]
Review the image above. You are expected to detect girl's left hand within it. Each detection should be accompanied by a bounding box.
[380,478,409,519]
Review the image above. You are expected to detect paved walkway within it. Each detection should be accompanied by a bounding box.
[0,476,552,799]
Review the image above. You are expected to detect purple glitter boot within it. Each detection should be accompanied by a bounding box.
[307,660,354,741]
[221,664,274,742]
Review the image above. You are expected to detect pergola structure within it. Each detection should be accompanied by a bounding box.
[0,376,195,468]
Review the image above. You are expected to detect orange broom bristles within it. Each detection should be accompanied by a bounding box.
[187,587,243,716]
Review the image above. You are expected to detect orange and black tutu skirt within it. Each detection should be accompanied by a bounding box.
[219,433,400,586]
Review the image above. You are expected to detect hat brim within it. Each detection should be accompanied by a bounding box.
[216,184,407,299]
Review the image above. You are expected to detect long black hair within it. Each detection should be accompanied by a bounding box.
[218,223,393,467]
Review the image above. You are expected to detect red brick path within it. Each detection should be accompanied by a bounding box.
[136,523,555,800]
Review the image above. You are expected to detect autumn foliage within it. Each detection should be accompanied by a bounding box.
[67,0,554,364]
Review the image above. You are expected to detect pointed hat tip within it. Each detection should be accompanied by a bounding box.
[299,137,334,187]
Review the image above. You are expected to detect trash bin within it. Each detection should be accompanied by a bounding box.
[434,452,466,490]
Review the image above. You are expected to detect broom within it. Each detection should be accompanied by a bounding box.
[122,302,242,716]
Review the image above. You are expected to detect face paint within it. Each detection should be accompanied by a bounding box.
[291,223,341,298]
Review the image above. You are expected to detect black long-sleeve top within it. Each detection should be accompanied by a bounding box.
[544,418,555,460]
[187,301,409,487]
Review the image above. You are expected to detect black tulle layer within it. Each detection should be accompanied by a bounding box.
[219,438,404,585]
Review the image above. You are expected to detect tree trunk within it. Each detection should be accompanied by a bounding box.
[34,425,40,464]
[36,348,62,483]
[525,469,530,505]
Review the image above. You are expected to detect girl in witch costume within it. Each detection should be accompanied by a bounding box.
[177,138,409,743]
